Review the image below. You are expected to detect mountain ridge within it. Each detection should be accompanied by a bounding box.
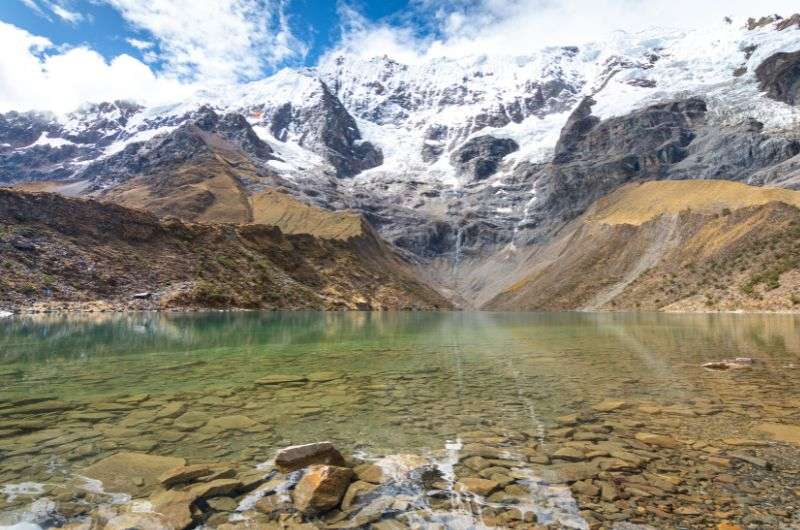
[1,14,800,311]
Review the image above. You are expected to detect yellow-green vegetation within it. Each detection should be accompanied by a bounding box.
[250,189,365,240]
[488,181,800,312]
[587,180,800,226]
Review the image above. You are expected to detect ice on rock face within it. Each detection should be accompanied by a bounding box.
[1,16,799,266]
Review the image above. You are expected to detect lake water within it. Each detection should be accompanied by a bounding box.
[1,311,799,529]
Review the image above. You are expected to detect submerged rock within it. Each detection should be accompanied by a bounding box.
[104,513,169,530]
[274,442,346,472]
[81,452,186,496]
[634,432,680,449]
[755,422,800,445]
[454,477,500,496]
[702,358,756,371]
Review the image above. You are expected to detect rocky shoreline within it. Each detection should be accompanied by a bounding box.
[2,394,799,530]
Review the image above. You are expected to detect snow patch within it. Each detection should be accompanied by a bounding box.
[28,133,74,149]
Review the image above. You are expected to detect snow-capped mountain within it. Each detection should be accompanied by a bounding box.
[2,13,800,300]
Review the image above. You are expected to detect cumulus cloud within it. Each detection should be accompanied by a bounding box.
[102,0,308,83]
[330,0,800,63]
[0,21,192,113]
[4,0,311,112]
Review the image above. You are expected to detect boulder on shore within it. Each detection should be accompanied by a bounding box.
[275,442,346,472]
[292,465,354,514]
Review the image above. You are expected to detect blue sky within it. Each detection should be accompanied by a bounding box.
[1,0,798,112]
[1,0,414,73]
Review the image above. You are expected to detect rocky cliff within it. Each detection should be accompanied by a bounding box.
[0,189,451,312]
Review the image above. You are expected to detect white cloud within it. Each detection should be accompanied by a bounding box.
[101,0,308,83]
[126,38,154,50]
[330,0,800,63]
[0,21,192,113]
[50,4,84,24]
[17,0,51,19]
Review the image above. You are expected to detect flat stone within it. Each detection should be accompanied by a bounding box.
[729,452,771,469]
[592,399,626,412]
[307,372,341,382]
[755,423,800,445]
[349,496,394,526]
[455,477,500,496]
[206,496,238,512]
[201,415,260,433]
[0,400,73,416]
[552,447,586,462]
[275,442,346,472]
[722,438,768,447]
[105,513,169,530]
[155,402,187,420]
[634,432,680,449]
[292,465,354,515]
[173,411,210,431]
[462,456,492,471]
[189,478,242,499]
[256,375,308,385]
[159,464,216,488]
[81,452,186,496]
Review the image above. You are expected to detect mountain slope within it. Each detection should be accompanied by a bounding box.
[485,180,800,311]
[1,14,800,311]
[0,189,451,312]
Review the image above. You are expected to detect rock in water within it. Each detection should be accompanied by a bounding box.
[274,442,346,472]
[634,432,680,449]
[755,422,800,445]
[292,465,354,514]
[104,513,170,530]
[81,452,186,496]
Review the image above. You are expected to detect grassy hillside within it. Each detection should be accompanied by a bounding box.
[0,189,451,312]
[486,181,800,312]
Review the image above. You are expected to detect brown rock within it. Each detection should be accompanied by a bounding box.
[634,432,680,448]
[755,422,800,445]
[462,456,492,471]
[552,447,586,461]
[599,481,619,502]
[354,464,389,484]
[149,489,197,530]
[189,478,242,499]
[292,465,354,514]
[592,399,626,412]
[159,464,216,488]
[105,513,170,530]
[341,480,378,510]
[454,477,500,496]
[81,452,186,496]
[274,442,345,472]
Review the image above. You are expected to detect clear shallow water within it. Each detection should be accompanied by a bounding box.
[1,311,800,527]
